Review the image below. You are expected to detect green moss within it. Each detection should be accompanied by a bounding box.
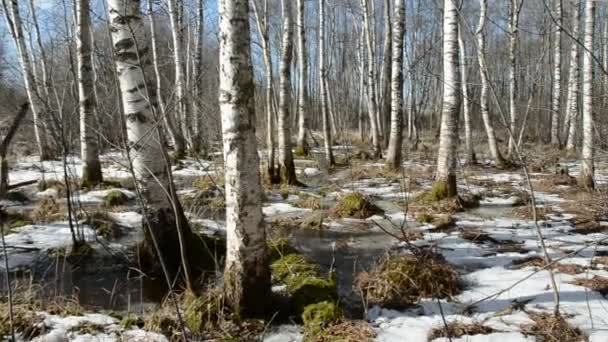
[334,192,383,219]
[83,211,121,240]
[294,146,308,157]
[272,254,318,281]
[193,176,224,194]
[120,314,144,329]
[268,236,296,261]
[302,301,343,340]
[420,180,449,203]
[416,213,434,223]
[103,190,129,207]
[69,240,93,257]
[300,213,325,230]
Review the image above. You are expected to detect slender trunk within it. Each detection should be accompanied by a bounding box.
[77,0,102,187]
[477,0,504,166]
[147,0,185,155]
[0,103,29,197]
[295,0,309,155]
[507,0,522,155]
[551,0,563,146]
[277,0,298,185]
[219,0,270,317]
[192,0,207,155]
[580,0,595,189]
[107,0,202,283]
[3,0,53,161]
[380,0,392,148]
[361,0,381,158]
[319,0,334,166]
[385,0,405,170]
[565,0,581,151]
[435,0,460,197]
[168,0,192,150]
[458,24,475,164]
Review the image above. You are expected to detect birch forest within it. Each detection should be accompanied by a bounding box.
[1,0,608,341]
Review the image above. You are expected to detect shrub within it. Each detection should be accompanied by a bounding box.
[333,192,383,219]
[355,252,459,309]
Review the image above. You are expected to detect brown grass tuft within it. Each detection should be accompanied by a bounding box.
[523,313,587,342]
[428,321,495,340]
[572,276,608,296]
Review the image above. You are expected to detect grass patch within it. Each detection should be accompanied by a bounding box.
[523,312,586,342]
[572,276,608,296]
[295,194,324,210]
[333,192,383,219]
[300,212,326,230]
[510,257,585,275]
[460,229,499,244]
[302,301,343,340]
[120,314,144,329]
[183,288,226,334]
[103,190,129,207]
[0,208,32,232]
[31,198,64,222]
[193,176,224,195]
[355,251,460,309]
[81,210,121,240]
[267,235,297,261]
[416,213,433,223]
[312,320,376,342]
[429,321,495,340]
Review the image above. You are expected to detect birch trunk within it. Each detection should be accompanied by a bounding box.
[551,0,563,146]
[507,0,522,155]
[168,0,192,152]
[477,0,504,166]
[219,0,270,317]
[319,0,334,166]
[147,0,185,156]
[385,0,405,170]
[3,0,53,161]
[252,0,277,181]
[192,0,207,155]
[458,25,475,164]
[76,0,102,187]
[277,0,298,185]
[107,0,202,283]
[564,0,580,151]
[295,0,309,155]
[580,0,594,189]
[380,0,392,147]
[361,0,382,158]
[435,0,460,197]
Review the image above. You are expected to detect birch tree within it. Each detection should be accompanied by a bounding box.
[361,0,382,158]
[477,0,505,166]
[435,0,460,197]
[458,25,475,164]
[2,0,54,160]
[277,0,299,185]
[564,0,580,151]
[219,0,270,316]
[192,0,207,154]
[579,0,594,189]
[106,0,200,284]
[76,0,103,187]
[295,0,309,156]
[319,0,335,166]
[385,0,405,170]
[380,0,392,147]
[551,0,563,146]
[507,0,523,156]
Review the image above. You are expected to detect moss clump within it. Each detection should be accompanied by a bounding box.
[5,191,29,203]
[296,195,323,210]
[419,180,449,202]
[0,208,32,231]
[272,253,338,314]
[103,190,129,207]
[302,301,343,340]
[120,314,144,329]
[83,211,121,240]
[294,146,308,157]
[69,240,93,258]
[300,212,326,230]
[416,213,434,223]
[355,252,460,309]
[333,192,383,219]
[183,289,225,334]
[193,176,224,195]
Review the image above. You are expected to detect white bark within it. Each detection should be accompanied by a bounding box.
[192,0,206,154]
[277,0,298,184]
[295,0,309,155]
[385,0,405,170]
[76,0,102,186]
[507,0,522,155]
[458,24,475,164]
[565,0,580,151]
[436,0,460,196]
[580,0,594,189]
[477,0,504,166]
[319,0,334,166]
[3,0,53,160]
[360,0,382,158]
[219,0,270,316]
[380,0,392,146]
[551,0,563,145]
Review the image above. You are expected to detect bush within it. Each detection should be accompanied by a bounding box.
[355,252,459,309]
[333,192,383,219]
[103,190,129,207]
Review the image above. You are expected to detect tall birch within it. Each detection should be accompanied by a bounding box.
[219,0,270,316]
[551,0,563,146]
[458,25,475,164]
[380,0,392,147]
[385,0,405,170]
[507,0,522,155]
[319,0,334,166]
[361,0,382,158]
[580,0,595,189]
[564,0,580,151]
[295,0,309,156]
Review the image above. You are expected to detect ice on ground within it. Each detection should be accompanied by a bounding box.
[263,202,311,216]
[75,188,136,204]
[263,325,302,342]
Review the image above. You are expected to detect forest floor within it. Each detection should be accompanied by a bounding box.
[1,141,608,341]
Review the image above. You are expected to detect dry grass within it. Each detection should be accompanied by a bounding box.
[332,192,383,219]
[510,257,585,275]
[355,251,460,309]
[592,256,608,266]
[312,320,376,342]
[296,195,324,210]
[532,173,577,192]
[523,313,587,342]
[510,205,552,220]
[428,321,495,340]
[460,229,499,244]
[572,276,608,296]
[31,198,65,222]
